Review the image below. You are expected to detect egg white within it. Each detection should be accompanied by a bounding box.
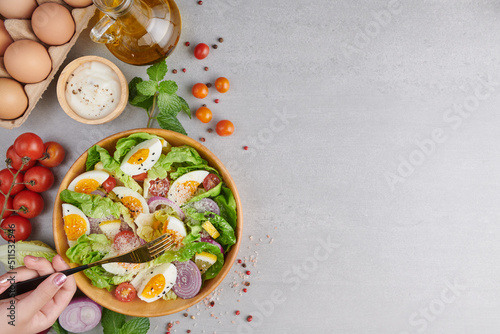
[102,249,145,276]
[167,170,209,206]
[62,203,90,247]
[113,186,150,217]
[120,138,162,176]
[137,263,177,302]
[68,170,110,194]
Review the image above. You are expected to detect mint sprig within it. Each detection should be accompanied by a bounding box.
[101,308,150,334]
[129,60,191,135]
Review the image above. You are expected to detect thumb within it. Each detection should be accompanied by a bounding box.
[20,273,67,316]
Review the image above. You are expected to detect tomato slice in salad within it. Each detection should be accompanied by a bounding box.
[102,176,116,192]
[147,178,170,197]
[114,282,137,302]
[113,231,140,252]
[132,172,148,181]
[203,173,221,191]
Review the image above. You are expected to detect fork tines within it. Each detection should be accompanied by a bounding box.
[148,234,175,258]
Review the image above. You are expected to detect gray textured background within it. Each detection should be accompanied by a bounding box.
[3,0,500,333]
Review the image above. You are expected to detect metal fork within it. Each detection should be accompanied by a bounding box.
[0,233,174,300]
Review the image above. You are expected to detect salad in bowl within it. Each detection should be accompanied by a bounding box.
[53,129,242,316]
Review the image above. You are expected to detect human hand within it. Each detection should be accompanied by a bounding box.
[0,255,77,334]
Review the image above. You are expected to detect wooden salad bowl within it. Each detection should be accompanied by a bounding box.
[52,128,243,317]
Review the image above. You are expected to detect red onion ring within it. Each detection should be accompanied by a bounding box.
[58,297,102,333]
[172,260,202,299]
[147,196,185,220]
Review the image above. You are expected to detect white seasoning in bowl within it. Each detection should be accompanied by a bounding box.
[65,61,121,120]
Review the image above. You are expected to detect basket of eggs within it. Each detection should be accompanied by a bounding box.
[0,0,96,129]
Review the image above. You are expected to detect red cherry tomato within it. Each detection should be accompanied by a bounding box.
[192,83,209,99]
[24,166,54,193]
[147,178,170,197]
[215,120,235,136]
[115,282,137,302]
[194,43,209,60]
[0,215,31,242]
[0,168,24,195]
[6,145,36,171]
[195,107,213,123]
[13,190,44,218]
[102,176,117,192]
[132,172,148,182]
[38,141,65,167]
[13,132,45,160]
[214,77,230,93]
[0,194,13,219]
[203,173,221,191]
[113,231,140,252]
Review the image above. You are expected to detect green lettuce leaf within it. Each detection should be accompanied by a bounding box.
[114,132,163,162]
[164,146,206,167]
[182,209,235,252]
[154,242,224,280]
[188,182,222,203]
[60,189,121,219]
[0,240,57,270]
[86,145,102,171]
[147,154,170,180]
[213,186,237,230]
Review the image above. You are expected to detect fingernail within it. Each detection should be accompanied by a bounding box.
[54,274,67,287]
[29,256,40,261]
[0,277,8,284]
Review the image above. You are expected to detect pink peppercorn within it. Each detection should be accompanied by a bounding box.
[246,270,251,275]
[214,99,220,103]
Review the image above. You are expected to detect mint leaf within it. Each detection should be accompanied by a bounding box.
[178,95,191,119]
[159,80,178,94]
[52,320,68,334]
[157,109,188,135]
[118,317,150,334]
[129,77,154,111]
[147,60,168,81]
[101,308,126,334]
[158,93,182,115]
[136,80,158,97]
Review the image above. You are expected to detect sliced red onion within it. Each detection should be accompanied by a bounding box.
[172,260,202,299]
[58,297,102,333]
[90,190,106,197]
[192,198,220,215]
[147,196,185,220]
[199,236,224,254]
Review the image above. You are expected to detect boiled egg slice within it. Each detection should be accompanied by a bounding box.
[68,170,110,194]
[120,138,162,176]
[137,263,177,303]
[62,204,90,247]
[162,216,187,238]
[102,249,145,276]
[167,170,209,206]
[98,219,122,240]
[113,186,149,218]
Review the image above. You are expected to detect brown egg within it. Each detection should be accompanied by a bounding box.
[4,40,52,84]
[32,3,75,46]
[0,0,37,19]
[0,20,13,56]
[63,0,93,8]
[0,78,28,120]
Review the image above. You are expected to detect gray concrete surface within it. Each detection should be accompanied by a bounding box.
[3,0,500,333]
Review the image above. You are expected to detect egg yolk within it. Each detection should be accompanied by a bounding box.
[174,181,200,204]
[121,196,143,217]
[141,274,166,299]
[63,214,87,241]
[127,148,150,165]
[75,179,100,194]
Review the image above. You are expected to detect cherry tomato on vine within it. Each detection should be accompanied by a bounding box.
[7,145,36,171]
[194,43,209,60]
[203,173,221,191]
[13,190,44,218]
[216,120,235,136]
[39,141,65,168]
[214,77,230,93]
[13,132,45,160]
[24,166,54,193]
[0,215,31,242]
[0,194,13,219]
[102,176,117,192]
[115,282,137,302]
[195,107,213,123]
[0,168,24,195]
[192,83,209,99]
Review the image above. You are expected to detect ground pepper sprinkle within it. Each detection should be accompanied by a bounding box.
[183,313,188,317]
[206,83,212,88]
[207,128,213,133]
[242,263,246,268]
[218,37,224,43]
[172,69,177,74]
[212,44,218,49]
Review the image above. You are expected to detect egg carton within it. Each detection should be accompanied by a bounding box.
[0,0,96,129]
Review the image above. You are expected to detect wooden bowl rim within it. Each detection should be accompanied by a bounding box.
[56,55,129,125]
[52,128,243,317]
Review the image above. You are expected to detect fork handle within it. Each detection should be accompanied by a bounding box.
[0,264,89,300]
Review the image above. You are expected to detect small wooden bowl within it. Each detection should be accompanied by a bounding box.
[52,129,243,317]
[56,56,128,124]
